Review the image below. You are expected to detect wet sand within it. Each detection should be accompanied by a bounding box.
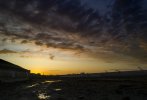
[0,78,147,100]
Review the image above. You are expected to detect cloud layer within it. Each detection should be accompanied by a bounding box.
[0,0,147,63]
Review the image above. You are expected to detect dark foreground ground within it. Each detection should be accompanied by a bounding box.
[0,77,147,100]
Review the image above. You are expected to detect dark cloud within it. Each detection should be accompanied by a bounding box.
[49,54,55,60]
[20,55,31,58]
[0,0,147,62]
[2,38,7,42]
[0,49,17,54]
[21,40,29,44]
[33,32,85,51]
[35,41,44,46]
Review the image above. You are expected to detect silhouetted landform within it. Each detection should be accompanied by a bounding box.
[0,59,30,82]
[60,70,147,78]
[0,59,147,100]
[0,77,147,100]
[0,59,147,83]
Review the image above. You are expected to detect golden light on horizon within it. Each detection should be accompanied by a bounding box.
[0,51,111,75]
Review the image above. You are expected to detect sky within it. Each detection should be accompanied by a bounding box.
[0,0,147,75]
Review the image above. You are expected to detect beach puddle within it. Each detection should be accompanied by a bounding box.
[41,81,55,84]
[38,93,50,100]
[54,88,62,91]
[42,80,61,84]
[26,83,39,88]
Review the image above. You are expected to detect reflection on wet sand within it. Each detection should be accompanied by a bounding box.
[26,83,39,88]
[54,88,62,91]
[38,93,50,99]
[41,80,61,84]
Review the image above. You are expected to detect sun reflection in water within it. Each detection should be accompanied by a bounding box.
[54,88,62,91]
[38,93,51,100]
[26,83,39,88]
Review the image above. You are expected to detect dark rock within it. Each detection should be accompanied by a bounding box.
[122,96,131,100]
[78,96,85,100]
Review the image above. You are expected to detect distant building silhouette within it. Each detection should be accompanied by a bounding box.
[0,59,30,82]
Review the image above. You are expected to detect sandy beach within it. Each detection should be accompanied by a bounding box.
[0,78,147,100]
